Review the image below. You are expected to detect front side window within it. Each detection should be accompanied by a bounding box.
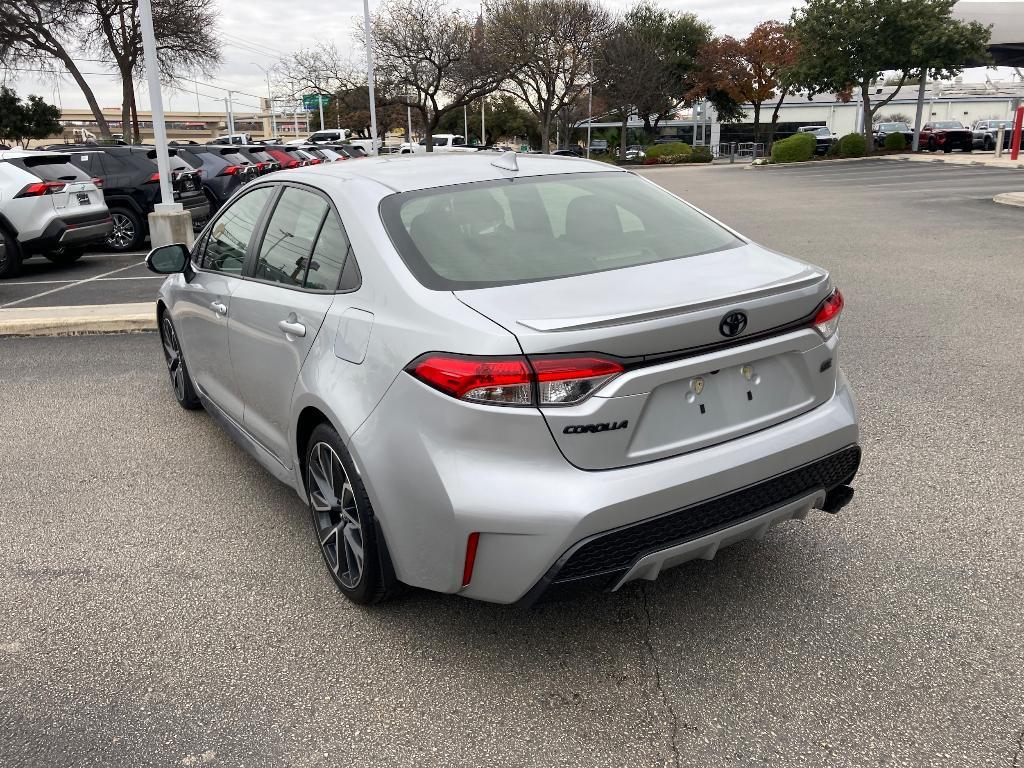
[253,187,329,286]
[381,172,742,290]
[203,186,274,274]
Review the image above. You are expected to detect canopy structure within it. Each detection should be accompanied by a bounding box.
[952,1,1024,66]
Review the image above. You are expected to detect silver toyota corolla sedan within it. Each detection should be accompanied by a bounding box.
[147,152,860,605]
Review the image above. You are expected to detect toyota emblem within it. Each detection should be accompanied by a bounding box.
[719,311,747,338]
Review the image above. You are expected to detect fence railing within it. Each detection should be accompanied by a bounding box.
[715,142,766,162]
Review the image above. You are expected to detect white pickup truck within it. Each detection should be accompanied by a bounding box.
[399,134,476,154]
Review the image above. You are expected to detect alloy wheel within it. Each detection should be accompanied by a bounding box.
[107,212,136,250]
[308,442,364,589]
[160,316,186,401]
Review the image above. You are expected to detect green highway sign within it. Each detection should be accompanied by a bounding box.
[301,94,331,111]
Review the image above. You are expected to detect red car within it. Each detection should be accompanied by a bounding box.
[919,121,973,153]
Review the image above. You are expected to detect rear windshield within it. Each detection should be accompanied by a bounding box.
[19,156,89,182]
[380,172,742,290]
[878,123,909,131]
[346,146,367,157]
[932,121,964,129]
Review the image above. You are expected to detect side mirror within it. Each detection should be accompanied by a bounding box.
[146,243,190,274]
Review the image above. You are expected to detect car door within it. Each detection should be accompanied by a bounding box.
[227,183,348,462]
[173,185,275,423]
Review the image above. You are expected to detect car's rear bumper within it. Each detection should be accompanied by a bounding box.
[21,210,113,252]
[350,368,860,604]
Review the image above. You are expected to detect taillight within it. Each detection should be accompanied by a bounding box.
[218,165,241,176]
[147,172,160,183]
[532,356,624,405]
[409,355,533,405]
[813,288,844,339]
[309,158,322,165]
[406,353,623,407]
[15,180,66,197]
[91,177,104,188]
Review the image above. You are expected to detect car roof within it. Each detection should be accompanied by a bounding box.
[280,152,620,194]
[0,149,71,160]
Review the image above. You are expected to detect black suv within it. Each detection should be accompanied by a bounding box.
[171,145,260,213]
[64,145,209,251]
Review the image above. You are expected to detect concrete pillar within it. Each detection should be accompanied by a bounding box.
[148,203,194,248]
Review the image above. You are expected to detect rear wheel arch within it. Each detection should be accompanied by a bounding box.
[296,405,334,486]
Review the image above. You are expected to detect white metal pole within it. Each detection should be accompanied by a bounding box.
[362,0,379,153]
[138,0,174,205]
[227,91,236,138]
[586,82,593,158]
[293,103,299,136]
[481,99,486,147]
[464,104,468,143]
[407,104,412,143]
[318,94,325,133]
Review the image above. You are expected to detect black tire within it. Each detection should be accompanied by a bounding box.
[305,422,392,605]
[44,245,86,265]
[928,138,937,152]
[983,137,993,151]
[963,145,972,153]
[943,146,952,154]
[158,313,202,410]
[0,228,21,279]
[106,207,144,252]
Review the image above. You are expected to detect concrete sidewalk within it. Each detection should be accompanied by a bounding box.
[876,152,1024,170]
[0,302,155,337]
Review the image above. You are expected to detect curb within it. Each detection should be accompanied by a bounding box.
[0,302,156,337]
[993,192,1024,208]
[747,156,884,169]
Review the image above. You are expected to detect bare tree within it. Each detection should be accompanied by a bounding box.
[88,0,221,143]
[0,0,112,138]
[369,0,512,151]
[278,42,363,103]
[487,0,609,152]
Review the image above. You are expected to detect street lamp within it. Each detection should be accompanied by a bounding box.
[138,0,192,246]
[362,0,379,152]
[251,62,276,137]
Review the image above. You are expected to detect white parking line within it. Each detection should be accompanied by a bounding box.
[1,261,147,308]
[8,275,164,287]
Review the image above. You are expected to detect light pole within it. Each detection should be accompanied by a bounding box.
[362,0,379,152]
[138,0,191,244]
[225,91,236,138]
[317,94,326,133]
[251,62,275,137]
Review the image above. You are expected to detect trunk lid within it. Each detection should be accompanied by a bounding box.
[455,244,838,469]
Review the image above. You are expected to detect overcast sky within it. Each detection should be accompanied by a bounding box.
[1,0,1017,116]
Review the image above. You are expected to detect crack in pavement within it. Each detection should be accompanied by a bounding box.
[639,583,682,767]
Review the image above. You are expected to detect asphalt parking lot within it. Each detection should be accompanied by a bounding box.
[0,250,157,308]
[1,160,1022,767]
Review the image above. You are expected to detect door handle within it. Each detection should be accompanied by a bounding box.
[278,319,306,338]
[211,301,227,316]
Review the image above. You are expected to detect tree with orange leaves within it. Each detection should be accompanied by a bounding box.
[695,21,800,145]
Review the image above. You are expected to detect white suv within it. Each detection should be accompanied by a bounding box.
[0,149,112,278]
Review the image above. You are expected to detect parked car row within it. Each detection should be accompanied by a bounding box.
[0,139,370,273]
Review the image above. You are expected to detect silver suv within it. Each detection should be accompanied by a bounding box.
[147,154,861,605]
[0,149,112,277]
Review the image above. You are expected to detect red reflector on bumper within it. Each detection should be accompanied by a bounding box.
[462,532,480,588]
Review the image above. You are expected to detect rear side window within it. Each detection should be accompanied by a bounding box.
[203,186,274,274]
[380,172,741,290]
[18,156,88,182]
[308,213,351,291]
[253,187,329,286]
